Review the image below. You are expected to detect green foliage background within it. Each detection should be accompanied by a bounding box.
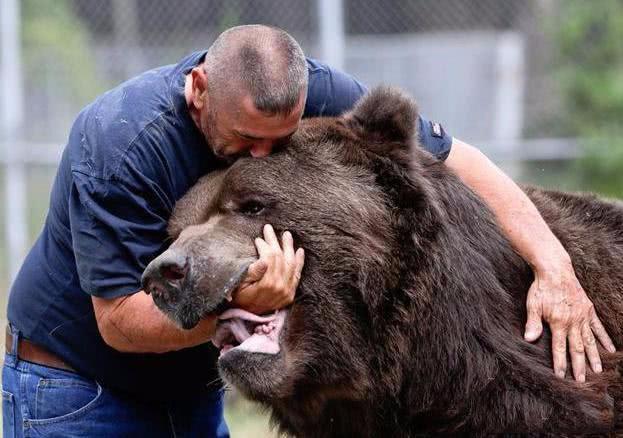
[21,0,102,104]
[555,0,623,198]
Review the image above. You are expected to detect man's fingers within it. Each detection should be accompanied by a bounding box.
[263,224,281,250]
[236,226,305,313]
[282,231,296,266]
[524,304,543,342]
[263,225,285,279]
[255,235,272,255]
[292,248,305,286]
[551,328,568,379]
[568,325,586,382]
[582,322,602,373]
[590,314,616,353]
[245,258,268,284]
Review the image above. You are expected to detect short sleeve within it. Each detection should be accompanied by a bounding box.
[304,58,368,117]
[69,170,172,298]
[417,114,453,161]
[304,58,452,160]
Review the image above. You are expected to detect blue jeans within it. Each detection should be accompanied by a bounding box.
[2,327,229,437]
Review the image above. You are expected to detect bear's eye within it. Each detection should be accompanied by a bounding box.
[238,200,266,216]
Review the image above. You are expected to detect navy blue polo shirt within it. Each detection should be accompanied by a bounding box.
[7,51,452,400]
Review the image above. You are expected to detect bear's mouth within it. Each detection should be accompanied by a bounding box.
[212,308,288,357]
[207,262,254,315]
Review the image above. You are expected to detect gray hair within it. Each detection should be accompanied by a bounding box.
[204,25,308,116]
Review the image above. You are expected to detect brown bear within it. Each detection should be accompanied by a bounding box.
[142,87,623,436]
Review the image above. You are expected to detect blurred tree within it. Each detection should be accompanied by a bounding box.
[555,0,623,197]
[22,0,102,106]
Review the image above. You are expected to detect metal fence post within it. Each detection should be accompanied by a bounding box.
[1,0,28,284]
[318,0,345,70]
[493,31,525,175]
[112,0,144,78]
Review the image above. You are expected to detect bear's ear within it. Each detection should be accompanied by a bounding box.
[346,86,419,146]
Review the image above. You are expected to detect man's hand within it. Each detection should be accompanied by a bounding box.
[446,139,616,382]
[524,260,616,382]
[233,224,305,314]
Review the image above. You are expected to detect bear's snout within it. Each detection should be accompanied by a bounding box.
[141,232,258,329]
[141,249,189,304]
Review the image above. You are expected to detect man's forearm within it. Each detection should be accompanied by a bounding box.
[445,138,616,379]
[445,139,570,272]
[92,292,217,354]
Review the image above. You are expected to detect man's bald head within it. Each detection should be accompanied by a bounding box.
[204,25,308,116]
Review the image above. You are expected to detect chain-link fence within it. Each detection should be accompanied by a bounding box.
[18,0,561,143]
[15,0,564,141]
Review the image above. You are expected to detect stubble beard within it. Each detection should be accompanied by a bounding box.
[202,110,234,163]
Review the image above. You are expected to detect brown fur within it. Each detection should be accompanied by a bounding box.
[152,87,623,436]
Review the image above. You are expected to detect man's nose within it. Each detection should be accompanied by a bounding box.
[141,250,189,295]
[250,141,273,158]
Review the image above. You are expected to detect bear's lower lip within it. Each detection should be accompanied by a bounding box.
[177,262,253,328]
[212,308,288,357]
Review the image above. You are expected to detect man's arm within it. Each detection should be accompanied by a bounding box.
[93,292,216,353]
[446,138,616,381]
[92,224,303,354]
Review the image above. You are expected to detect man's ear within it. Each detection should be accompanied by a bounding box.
[190,67,209,111]
[346,86,419,145]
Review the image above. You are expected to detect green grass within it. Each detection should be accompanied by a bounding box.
[518,158,623,199]
[224,391,277,437]
[518,159,585,192]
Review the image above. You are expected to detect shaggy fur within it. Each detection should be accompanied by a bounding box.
[151,87,623,436]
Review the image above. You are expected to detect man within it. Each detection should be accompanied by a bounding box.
[3,25,614,436]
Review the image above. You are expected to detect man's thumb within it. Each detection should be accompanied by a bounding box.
[245,259,268,283]
[524,312,543,342]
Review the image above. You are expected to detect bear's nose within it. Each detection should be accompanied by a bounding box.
[159,258,188,281]
[141,250,189,296]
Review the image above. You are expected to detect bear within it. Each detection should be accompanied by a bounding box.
[141,87,623,436]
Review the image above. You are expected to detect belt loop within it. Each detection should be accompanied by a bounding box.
[8,324,20,357]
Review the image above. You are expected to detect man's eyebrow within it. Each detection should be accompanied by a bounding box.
[234,130,264,141]
[234,129,296,141]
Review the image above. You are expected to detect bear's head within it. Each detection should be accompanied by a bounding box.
[141,87,446,403]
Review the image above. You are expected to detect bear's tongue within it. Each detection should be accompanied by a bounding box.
[212,308,287,356]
